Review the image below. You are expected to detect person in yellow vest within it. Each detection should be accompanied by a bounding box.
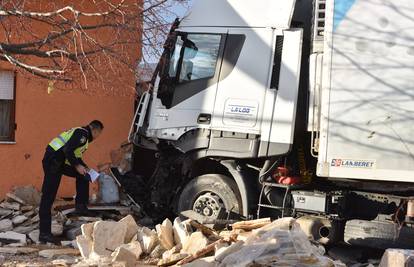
[38,120,103,244]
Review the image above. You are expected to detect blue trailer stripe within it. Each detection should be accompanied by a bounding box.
[333,0,356,31]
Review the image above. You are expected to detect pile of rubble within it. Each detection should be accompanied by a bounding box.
[71,215,346,267]
[0,185,133,266]
[0,185,346,267]
[1,184,412,266]
[0,185,55,246]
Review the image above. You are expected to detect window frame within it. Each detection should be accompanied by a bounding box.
[157,31,227,109]
[0,71,17,143]
[173,32,223,84]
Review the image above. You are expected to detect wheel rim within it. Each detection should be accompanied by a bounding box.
[192,192,225,218]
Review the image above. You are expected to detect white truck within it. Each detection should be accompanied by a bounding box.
[126,0,414,248]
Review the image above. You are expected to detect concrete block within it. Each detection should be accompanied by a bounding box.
[111,241,142,267]
[80,221,97,239]
[112,246,136,267]
[156,218,174,250]
[137,226,158,254]
[92,221,127,256]
[119,215,140,243]
[76,235,93,259]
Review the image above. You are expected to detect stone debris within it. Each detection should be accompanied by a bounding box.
[182,256,217,267]
[39,248,80,258]
[0,218,13,231]
[162,244,182,261]
[0,186,379,266]
[92,220,127,256]
[181,231,209,256]
[0,201,20,210]
[0,202,352,267]
[51,257,78,266]
[109,142,133,175]
[6,192,26,205]
[0,208,14,216]
[156,218,174,250]
[0,186,139,266]
[158,253,188,266]
[11,185,41,205]
[150,244,167,259]
[0,246,39,254]
[0,231,27,244]
[67,213,350,266]
[12,215,28,225]
[379,249,414,267]
[111,241,142,267]
[111,246,137,267]
[52,220,64,235]
[76,235,93,259]
[173,217,192,246]
[214,241,244,262]
[137,226,158,254]
[80,221,95,239]
[119,214,140,243]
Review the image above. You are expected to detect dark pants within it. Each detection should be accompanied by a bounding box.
[39,149,89,235]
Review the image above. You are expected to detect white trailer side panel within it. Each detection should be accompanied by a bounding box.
[318,0,414,182]
[181,0,296,29]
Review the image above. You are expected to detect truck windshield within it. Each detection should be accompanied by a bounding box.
[158,32,222,107]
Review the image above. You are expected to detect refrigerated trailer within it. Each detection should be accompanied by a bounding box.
[127,0,414,248]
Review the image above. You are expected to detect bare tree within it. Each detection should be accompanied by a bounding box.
[0,0,188,92]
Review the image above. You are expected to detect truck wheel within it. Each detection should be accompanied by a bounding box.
[177,174,242,219]
[344,219,414,249]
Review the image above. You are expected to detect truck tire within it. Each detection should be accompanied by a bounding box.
[177,174,243,220]
[344,219,414,249]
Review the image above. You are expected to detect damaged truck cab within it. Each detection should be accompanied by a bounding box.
[128,0,414,248]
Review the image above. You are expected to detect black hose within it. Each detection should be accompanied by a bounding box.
[259,157,280,183]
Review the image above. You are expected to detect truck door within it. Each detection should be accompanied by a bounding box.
[211,28,303,157]
[212,28,275,136]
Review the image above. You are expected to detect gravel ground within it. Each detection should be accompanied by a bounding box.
[0,244,81,267]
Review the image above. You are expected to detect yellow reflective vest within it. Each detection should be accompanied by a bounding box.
[48,127,89,165]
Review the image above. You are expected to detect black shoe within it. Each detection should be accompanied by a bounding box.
[39,233,60,245]
[74,204,96,217]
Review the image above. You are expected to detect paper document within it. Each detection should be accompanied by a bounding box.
[88,169,100,182]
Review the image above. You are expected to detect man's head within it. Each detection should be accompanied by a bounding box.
[88,120,104,140]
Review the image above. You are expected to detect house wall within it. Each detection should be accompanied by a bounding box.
[0,69,135,198]
[0,0,140,198]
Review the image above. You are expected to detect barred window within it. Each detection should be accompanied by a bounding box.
[0,71,16,142]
